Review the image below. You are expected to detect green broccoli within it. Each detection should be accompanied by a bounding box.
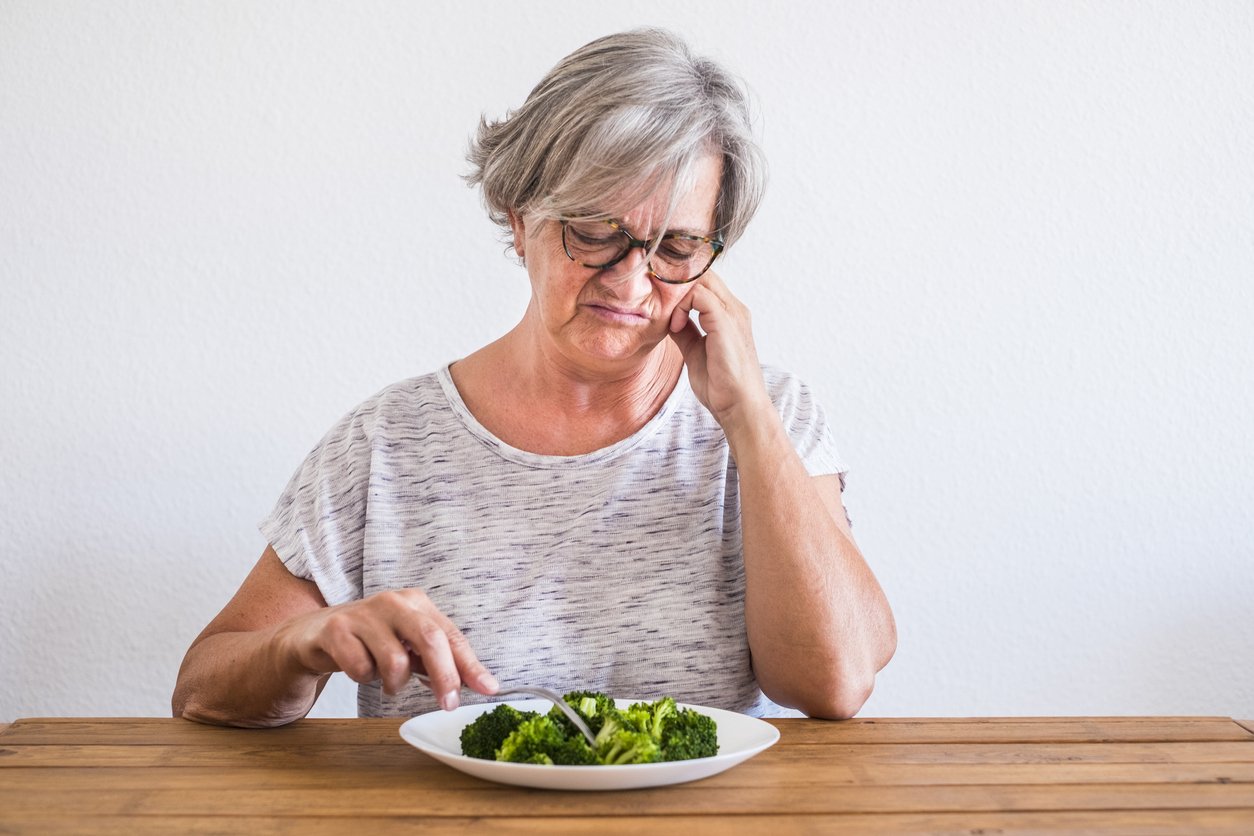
[459,704,537,760]
[588,714,657,764]
[627,696,677,741]
[551,690,617,734]
[594,718,662,765]
[499,711,598,765]
[659,707,718,761]
[519,752,553,764]
[497,715,569,765]
[619,703,651,734]
[604,731,662,764]
[550,733,598,765]
[459,694,717,766]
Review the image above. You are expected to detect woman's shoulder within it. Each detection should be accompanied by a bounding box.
[760,364,823,408]
[760,363,805,387]
[365,368,447,408]
[327,368,453,437]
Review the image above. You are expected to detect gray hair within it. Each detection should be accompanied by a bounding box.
[466,28,766,249]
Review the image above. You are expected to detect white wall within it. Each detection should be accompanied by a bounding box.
[2,1,1252,722]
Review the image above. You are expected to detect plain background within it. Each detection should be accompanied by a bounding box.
[2,2,1252,722]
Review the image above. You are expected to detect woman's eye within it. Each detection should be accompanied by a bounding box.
[659,242,699,261]
[571,228,617,245]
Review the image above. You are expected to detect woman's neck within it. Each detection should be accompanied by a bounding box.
[450,325,685,456]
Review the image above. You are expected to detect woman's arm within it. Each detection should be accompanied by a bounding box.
[728,417,896,718]
[172,546,330,727]
[172,546,498,727]
[669,272,896,718]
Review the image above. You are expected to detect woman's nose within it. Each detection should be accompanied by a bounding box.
[601,245,651,286]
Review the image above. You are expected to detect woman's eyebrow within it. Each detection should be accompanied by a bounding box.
[665,226,711,238]
[608,217,714,239]
[627,221,712,239]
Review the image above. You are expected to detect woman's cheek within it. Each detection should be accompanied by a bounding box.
[661,286,693,326]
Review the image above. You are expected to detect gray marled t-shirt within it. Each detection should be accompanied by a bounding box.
[260,363,846,718]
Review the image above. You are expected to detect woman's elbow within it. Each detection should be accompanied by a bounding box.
[789,636,897,720]
[796,671,877,720]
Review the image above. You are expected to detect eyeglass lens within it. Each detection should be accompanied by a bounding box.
[562,221,719,283]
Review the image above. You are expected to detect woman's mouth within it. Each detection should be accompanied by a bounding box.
[585,303,649,324]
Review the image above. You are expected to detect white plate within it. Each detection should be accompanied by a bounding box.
[398,698,779,791]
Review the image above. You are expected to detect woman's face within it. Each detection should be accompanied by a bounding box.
[511,154,722,373]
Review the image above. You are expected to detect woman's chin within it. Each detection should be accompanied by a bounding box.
[570,334,660,366]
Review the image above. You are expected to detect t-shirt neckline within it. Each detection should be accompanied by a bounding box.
[435,362,691,469]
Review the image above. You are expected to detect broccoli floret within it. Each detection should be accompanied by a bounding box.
[659,707,718,761]
[598,727,662,765]
[551,733,598,765]
[520,751,554,765]
[470,693,717,766]
[551,690,617,734]
[589,714,660,764]
[619,703,651,734]
[459,704,537,760]
[497,715,569,765]
[627,696,677,741]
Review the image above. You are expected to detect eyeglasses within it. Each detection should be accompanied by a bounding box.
[560,219,724,284]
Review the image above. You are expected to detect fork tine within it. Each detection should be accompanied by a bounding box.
[413,673,597,746]
[496,686,596,746]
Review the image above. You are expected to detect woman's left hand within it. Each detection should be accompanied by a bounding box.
[668,270,772,433]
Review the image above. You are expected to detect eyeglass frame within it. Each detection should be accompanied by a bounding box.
[559,219,724,285]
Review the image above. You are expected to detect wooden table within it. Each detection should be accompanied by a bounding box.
[2,717,1252,833]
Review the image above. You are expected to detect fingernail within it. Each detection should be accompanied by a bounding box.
[478,672,499,692]
[441,690,460,711]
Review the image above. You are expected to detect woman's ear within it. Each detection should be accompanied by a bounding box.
[508,210,525,261]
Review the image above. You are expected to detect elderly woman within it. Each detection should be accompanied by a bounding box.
[173,28,895,727]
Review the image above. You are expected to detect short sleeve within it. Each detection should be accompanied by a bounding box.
[764,366,848,479]
[258,401,378,607]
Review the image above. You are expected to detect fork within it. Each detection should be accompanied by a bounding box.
[414,672,596,746]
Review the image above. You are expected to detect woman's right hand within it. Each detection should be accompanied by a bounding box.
[276,588,499,711]
[174,546,498,727]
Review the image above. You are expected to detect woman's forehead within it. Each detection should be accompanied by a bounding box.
[610,155,722,236]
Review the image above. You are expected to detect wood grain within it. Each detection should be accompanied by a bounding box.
[5,715,1251,745]
[1,716,1251,833]
[4,782,1254,817]
[2,760,1253,791]
[1,811,1253,836]
[6,740,1254,770]
[0,717,407,746]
